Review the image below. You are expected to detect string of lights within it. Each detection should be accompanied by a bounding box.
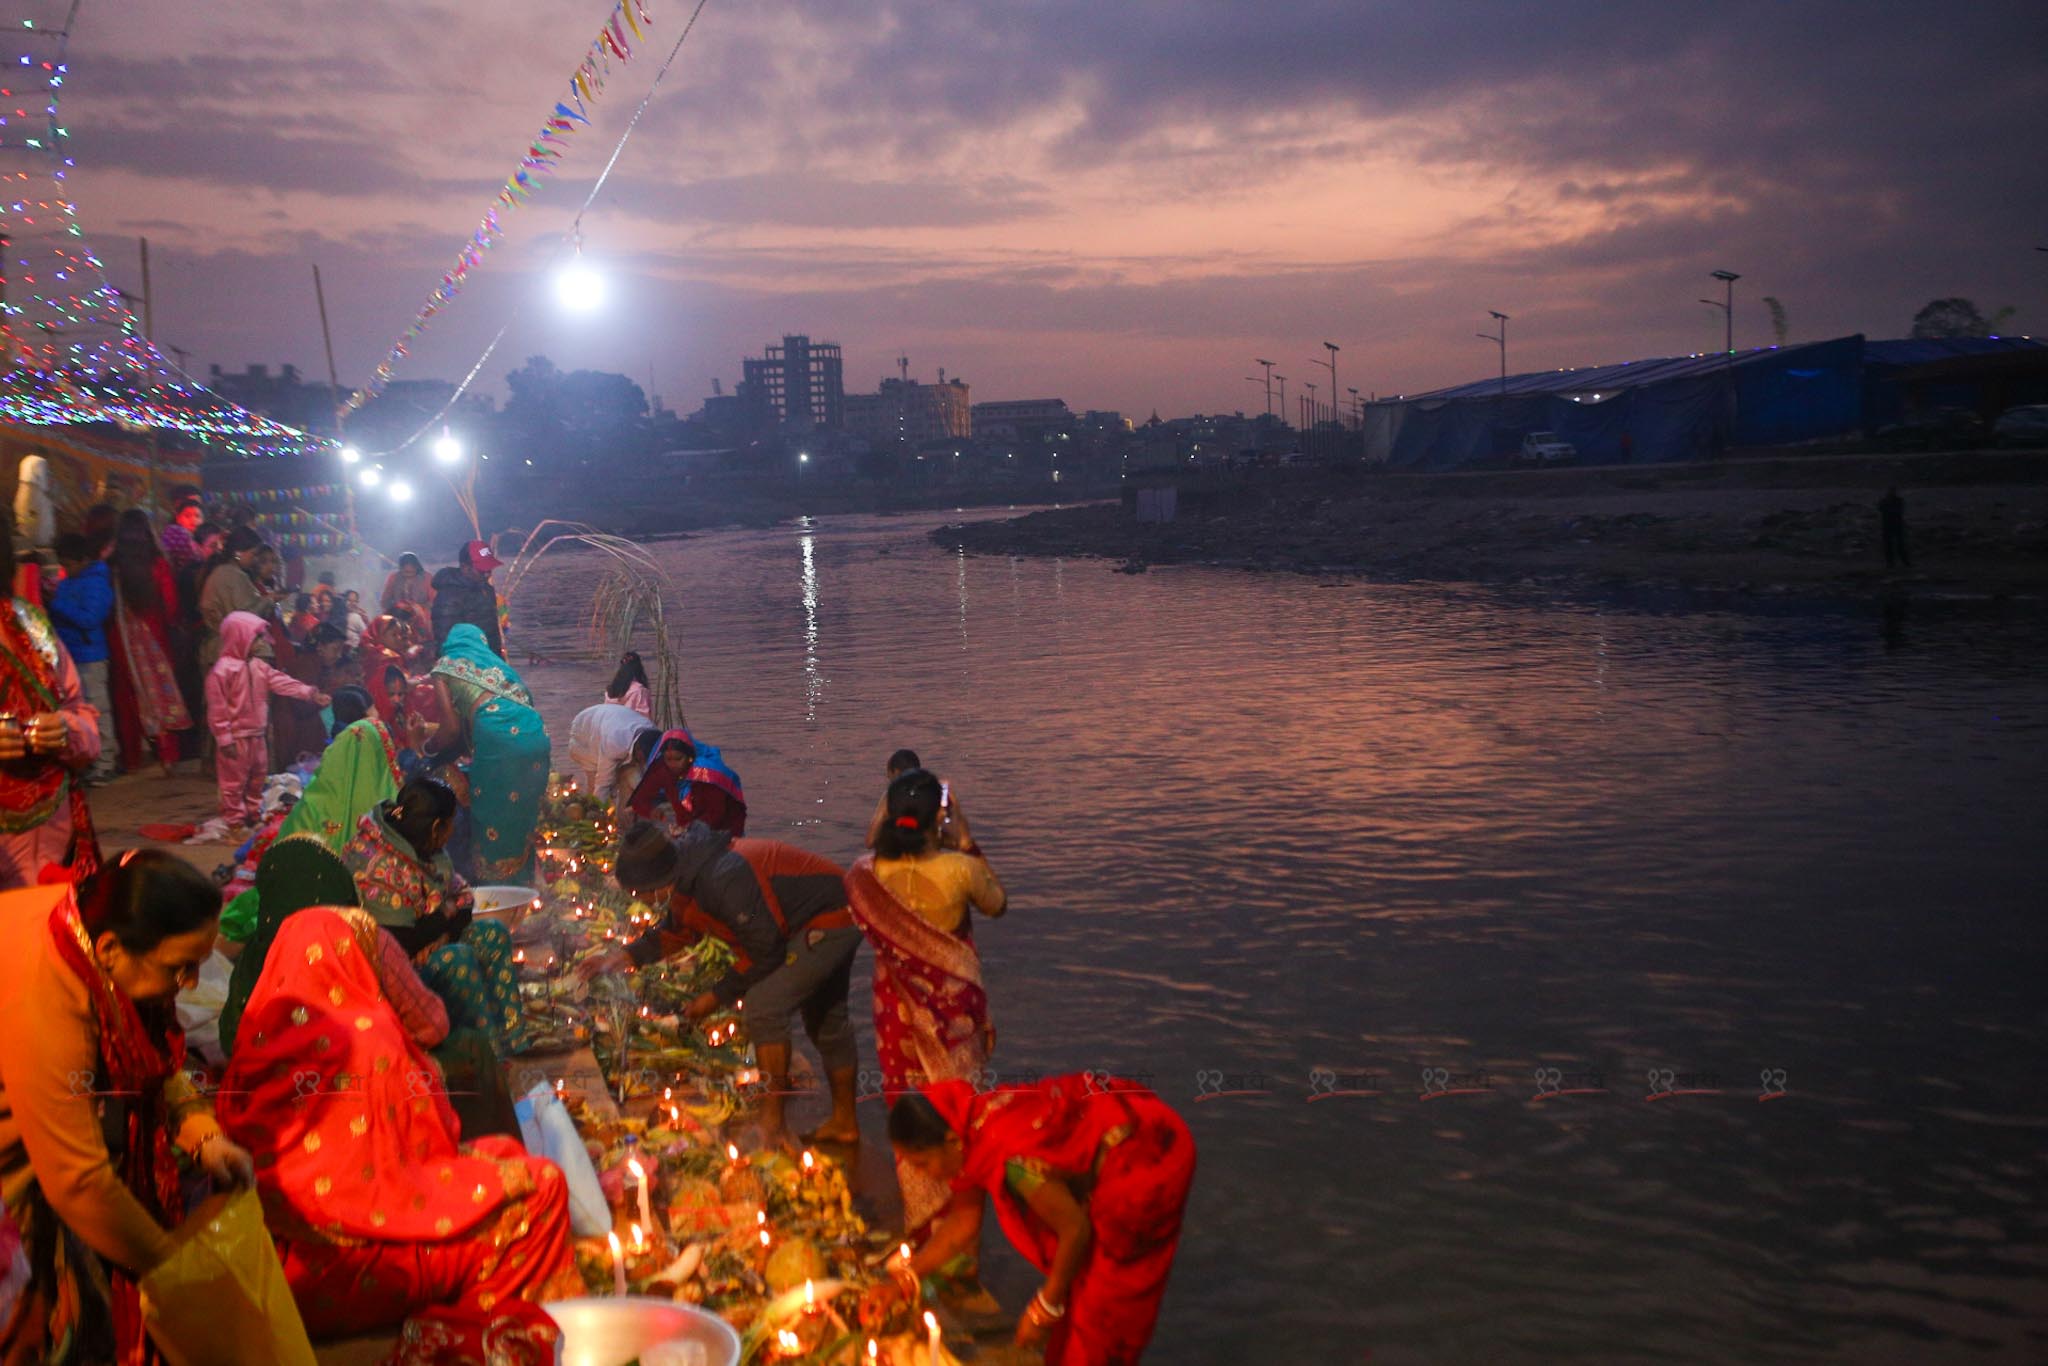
[0,0,332,459]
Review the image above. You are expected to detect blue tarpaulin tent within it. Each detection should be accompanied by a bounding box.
[1363,334,1912,469]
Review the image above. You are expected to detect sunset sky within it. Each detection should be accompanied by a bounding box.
[62,0,2048,418]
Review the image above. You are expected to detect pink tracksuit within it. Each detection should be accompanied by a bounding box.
[206,611,322,826]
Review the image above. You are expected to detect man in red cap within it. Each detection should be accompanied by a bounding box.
[430,538,505,657]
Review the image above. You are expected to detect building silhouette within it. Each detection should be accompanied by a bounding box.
[844,370,972,448]
[739,335,844,433]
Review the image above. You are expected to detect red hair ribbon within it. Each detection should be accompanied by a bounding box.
[893,815,921,830]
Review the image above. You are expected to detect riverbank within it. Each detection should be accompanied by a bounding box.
[936,449,2048,603]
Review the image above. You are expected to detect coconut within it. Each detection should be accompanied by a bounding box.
[666,1177,728,1237]
[763,1237,826,1294]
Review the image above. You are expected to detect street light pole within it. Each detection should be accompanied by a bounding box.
[1478,311,1508,401]
[1710,269,1740,354]
[1320,342,1340,430]
[1274,375,1287,423]
[1255,358,1275,418]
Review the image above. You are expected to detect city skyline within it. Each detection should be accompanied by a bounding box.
[63,1,2048,420]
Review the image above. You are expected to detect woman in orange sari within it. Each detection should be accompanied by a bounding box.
[216,905,578,1363]
[890,1076,1196,1366]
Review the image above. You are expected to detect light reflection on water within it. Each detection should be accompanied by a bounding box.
[518,510,2048,1363]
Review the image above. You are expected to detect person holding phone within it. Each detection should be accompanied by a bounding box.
[845,768,1005,1264]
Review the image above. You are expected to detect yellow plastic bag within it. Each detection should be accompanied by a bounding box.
[139,1188,316,1366]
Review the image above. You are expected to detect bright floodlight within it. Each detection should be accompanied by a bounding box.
[388,479,414,503]
[799,452,810,463]
[358,464,382,488]
[555,258,606,314]
[432,431,463,465]
[339,444,362,465]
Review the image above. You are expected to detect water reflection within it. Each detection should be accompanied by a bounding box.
[798,521,821,723]
[515,510,2048,1362]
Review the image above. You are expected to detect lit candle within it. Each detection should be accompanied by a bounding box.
[756,1209,767,1226]
[631,1221,645,1253]
[758,1228,771,1249]
[801,1149,816,1175]
[868,1341,879,1363]
[726,1142,741,1166]
[924,1309,941,1366]
[628,1157,652,1231]
[607,1230,626,1294]
[669,1104,681,1126]
[803,1279,815,1314]
[513,948,526,966]
[554,1078,565,1098]
[663,1086,673,1103]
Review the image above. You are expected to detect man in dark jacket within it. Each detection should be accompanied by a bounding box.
[430,539,505,658]
[599,821,862,1146]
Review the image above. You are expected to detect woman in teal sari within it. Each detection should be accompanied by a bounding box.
[217,688,404,944]
[429,624,548,882]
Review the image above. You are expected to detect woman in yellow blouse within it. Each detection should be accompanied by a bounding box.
[845,767,1009,1314]
[0,852,255,1363]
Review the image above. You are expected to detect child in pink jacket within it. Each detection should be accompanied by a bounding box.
[206,610,328,828]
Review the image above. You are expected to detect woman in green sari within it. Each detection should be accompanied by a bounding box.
[428,624,549,882]
[217,687,403,944]
[219,833,519,1137]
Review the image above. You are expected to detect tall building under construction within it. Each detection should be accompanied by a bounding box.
[740,335,845,433]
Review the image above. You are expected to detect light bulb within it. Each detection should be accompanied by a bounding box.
[359,465,382,488]
[432,431,462,465]
[387,479,413,503]
[554,258,605,314]
[338,444,361,465]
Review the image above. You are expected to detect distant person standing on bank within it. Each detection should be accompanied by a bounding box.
[1879,485,1911,570]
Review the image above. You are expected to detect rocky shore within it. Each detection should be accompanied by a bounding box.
[935,450,2048,604]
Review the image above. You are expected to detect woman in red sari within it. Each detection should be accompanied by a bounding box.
[216,905,578,1363]
[1,509,102,890]
[844,768,1004,1236]
[105,510,191,775]
[889,1076,1195,1366]
[360,614,441,732]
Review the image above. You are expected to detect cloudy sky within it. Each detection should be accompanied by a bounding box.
[61,0,2048,418]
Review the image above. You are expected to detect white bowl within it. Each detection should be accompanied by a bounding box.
[542,1296,741,1366]
[471,884,542,924]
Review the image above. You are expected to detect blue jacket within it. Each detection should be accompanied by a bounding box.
[48,561,114,664]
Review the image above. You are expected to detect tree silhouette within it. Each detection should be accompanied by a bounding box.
[1909,297,2018,339]
[1761,296,1789,345]
[501,354,648,467]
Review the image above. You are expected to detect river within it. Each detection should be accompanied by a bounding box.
[511,509,2048,1364]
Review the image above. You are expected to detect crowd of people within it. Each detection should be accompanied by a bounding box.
[1,490,1194,1363]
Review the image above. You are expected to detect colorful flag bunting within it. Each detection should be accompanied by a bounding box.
[342,1,657,418]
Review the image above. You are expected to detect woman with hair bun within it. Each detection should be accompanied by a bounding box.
[0,851,255,1361]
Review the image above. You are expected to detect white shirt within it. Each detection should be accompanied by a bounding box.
[567,703,659,799]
